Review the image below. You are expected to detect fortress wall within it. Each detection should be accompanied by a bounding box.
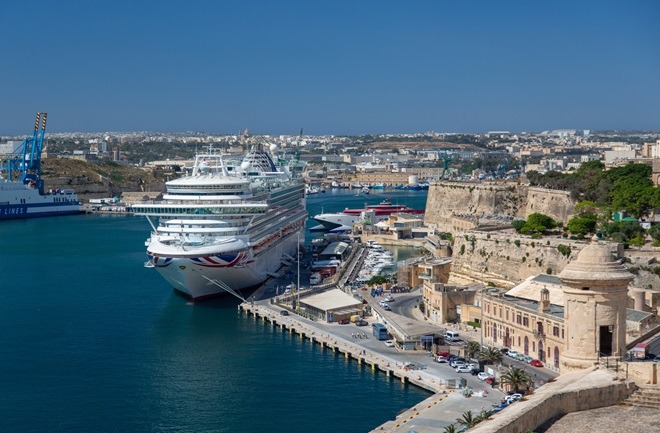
[469,368,635,433]
[525,187,575,224]
[425,182,526,232]
[450,232,588,286]
[425,182,576,233]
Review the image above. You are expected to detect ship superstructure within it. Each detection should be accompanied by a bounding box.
[132,144,307,300]
[311,200,424,232]
[0,113,80,220]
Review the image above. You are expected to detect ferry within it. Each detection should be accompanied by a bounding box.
[310,199,424,232]
[0,113,80,220]
[132,144,307,300]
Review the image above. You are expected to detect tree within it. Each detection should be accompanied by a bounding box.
[456,410,480,429]
[500,366,533,393]
[476,409,493,422]
[567,215,597,236]
[465,341,482,359]
[443,424,457,433]
[524,213,557,234]
[649,224,660,243]
[479,346,503,364]
[512,219,526,233]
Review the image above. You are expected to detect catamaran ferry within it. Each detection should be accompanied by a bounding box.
[132,144,307,300]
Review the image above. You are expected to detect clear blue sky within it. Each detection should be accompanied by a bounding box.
[2,1,659,135]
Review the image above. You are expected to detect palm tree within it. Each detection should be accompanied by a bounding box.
[465,341,482,359]
[476,408,493,422]
[500,366,533,393]
[456,410,480,429]
[443,424,457,433]
[479,346,503,364]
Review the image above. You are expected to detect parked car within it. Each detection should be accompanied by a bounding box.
[507,350,519,358]
[337,318,349,324]
[355,320,368,326]
[491,402,509,413]
[477,372,491,381]
[450,359,466,368]
[382,304,391,311]
[523,356,533,363]
[530,359,543,367]
[384,340,394,347]
[279,310,289,316]
[654,355,660,363]
[470,368,480,376]
[456,366,472,373]
[384,295,394,302]
[500,347,510,355]
[436,356,447,363]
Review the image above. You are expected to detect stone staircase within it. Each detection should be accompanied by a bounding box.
[622,385,660,409]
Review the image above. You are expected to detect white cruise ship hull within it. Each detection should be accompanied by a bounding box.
[149,229,301,300]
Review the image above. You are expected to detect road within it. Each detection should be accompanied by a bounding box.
[375,288,559,387]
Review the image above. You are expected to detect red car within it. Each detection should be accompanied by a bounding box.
[530,359,543,367]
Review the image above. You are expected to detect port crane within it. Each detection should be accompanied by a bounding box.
[1,112,47,193]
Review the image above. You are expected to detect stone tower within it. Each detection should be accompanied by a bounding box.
[557,238,634,372]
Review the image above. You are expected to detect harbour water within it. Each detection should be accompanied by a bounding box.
[0,190,430,433]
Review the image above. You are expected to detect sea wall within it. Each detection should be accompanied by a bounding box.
[450,232,589,286]
[425,182,575,233]
[468,368,636,433]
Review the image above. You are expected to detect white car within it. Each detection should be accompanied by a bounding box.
[477,372,491,381]
[436,356,447,363]
[456,366,472,373]
[384,340,394,347]
[384,296,394,302]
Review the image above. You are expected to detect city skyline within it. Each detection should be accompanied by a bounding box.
[2,1,659,135]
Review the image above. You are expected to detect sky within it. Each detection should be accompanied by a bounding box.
[1,0,659,135]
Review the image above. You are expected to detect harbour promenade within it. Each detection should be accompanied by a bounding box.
[239,302,505,433]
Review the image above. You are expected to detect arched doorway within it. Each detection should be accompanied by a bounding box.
[504,328,510,347]
[524,336,529,355]
[554,346,560,368]
[538,341,545,362]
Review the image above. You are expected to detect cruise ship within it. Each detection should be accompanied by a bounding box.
[311,200,424,232]
[0,113,80,220]
[132,144,307,300]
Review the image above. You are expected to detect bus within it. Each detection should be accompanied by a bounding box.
[372,323,388,341]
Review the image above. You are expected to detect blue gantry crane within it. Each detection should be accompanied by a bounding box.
[2,112,47,193]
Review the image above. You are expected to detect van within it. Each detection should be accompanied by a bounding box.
[445,330,460,342]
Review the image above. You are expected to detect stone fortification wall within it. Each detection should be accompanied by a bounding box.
[425,182,575,233]
[469,368,635,433]
[425,182,526,232]
[525,187,575,224]
[450,232,589,287]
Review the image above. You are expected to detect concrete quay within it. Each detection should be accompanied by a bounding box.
[239,302,505,433]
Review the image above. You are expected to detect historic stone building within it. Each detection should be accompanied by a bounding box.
[479,239,640,373]
[481,275,566,371]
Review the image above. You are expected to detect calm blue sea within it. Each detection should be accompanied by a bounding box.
[0,190,429,433]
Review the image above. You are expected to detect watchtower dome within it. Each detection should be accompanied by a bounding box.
[557,237,633,372]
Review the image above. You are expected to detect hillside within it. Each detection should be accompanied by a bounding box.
[40,158,166,201]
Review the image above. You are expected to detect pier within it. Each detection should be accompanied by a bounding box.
[238,302,443,393]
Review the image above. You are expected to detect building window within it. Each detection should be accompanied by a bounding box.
[506,310,509,321]
[516,314,521,324]
[499,307,502,318]
[553,326,559,337]
[562,328,564,339]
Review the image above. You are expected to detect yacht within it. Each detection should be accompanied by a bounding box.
[310,200,424,232]
[132,144,307,300]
